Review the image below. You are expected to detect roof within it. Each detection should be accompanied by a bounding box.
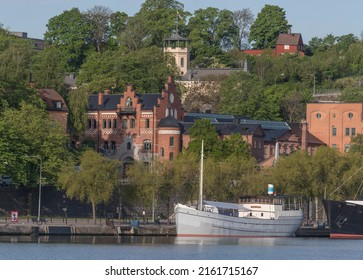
[182,68,242,81]
[276,33,303,46]
[165,33,189,41]
[158,115,180,128]
[88,93,162,111]
[38,89,67,110]
[183,112,236,123]
[239,119,290,130]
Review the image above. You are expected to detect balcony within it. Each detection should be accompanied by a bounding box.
[117,107,136,116]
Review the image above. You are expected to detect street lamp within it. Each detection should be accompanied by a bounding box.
[307,73,316,95]
[26,155,42,223]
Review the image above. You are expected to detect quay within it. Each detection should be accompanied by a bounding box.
[0,220,328,237]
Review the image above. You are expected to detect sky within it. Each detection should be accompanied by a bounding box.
[1,0,363,43]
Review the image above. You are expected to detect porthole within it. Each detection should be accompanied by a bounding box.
[348,112,353,119]
[316,113,321,119]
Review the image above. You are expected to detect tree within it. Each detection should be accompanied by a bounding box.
[187,7,237,67]
[136,0,188,47]
[44,8,93,71]
[67,87,89,141]
[222,133,251,159]
[349,134,363,156]
[30,46,66,93]
[85,5,113,52]
[249,5,289,49]
[218,71,264,118]
[0,102,70,186]
[57,150,121,224]
[232,9,254,50]
[187,119,223,159]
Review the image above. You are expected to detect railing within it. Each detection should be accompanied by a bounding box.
[117,107,136,116]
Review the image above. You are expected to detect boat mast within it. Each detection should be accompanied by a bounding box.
[199,140,204,210]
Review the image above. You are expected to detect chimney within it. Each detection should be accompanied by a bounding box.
[287,25,292,34]
[104,89,110,95]
[98,92,104,106]
[300,119,308,150]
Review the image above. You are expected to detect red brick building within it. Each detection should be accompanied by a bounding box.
[243,31,304,56]
[84,76,184,169]
[307,102,363,153]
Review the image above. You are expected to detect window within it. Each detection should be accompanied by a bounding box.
[345,128,350,136]
[180,57,184,67]
[103,119,107,129]
[143,140,151,150]
[55,101,62,109]
[126,97,133,108]
[130,119,135,129]
[332,127,337,136]
[284,45,290,50]
[104,141,109,150]
[169,152,174,160]
[348,112,354,119]
[160,148,164,157]
[88,119,92,129]
[111,141,116,151]
[127,142,131,150]
[122,119,128,129]
[145,119,150,128]
[352,128,356,136]
[108,119,112,128]
[169,137,174,147]
[93,120,97,129]
[316,113,321,119]
[332,144,337,149]
[113,119,117,129]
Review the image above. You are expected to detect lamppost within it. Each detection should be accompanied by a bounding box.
[307,73,316,95]
[26,155,42,223]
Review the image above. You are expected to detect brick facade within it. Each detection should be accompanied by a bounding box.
[307,102,363,153]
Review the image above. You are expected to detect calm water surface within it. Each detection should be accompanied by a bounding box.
[0,236,362,260]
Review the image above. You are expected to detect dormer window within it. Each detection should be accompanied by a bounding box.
[126,97,133,108]
[55,101,62,109]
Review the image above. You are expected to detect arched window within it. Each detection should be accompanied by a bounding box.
[127,142,131,150]
[180,57,184,67]
[126,97,133,108]
[165,108,169,117]
[130,118,135,129]
[160,148,164,157]
[122,119,128,129]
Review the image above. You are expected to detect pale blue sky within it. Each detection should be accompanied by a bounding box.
[1,0,362,44]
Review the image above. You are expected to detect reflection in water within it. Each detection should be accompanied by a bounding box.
[175,236,279,246]
[0,235,177,245]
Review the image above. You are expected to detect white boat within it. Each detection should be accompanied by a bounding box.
[174,141,303,237]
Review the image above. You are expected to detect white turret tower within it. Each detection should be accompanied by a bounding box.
[163,33,189,76]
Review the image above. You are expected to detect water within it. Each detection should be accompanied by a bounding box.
[0,236,363,260]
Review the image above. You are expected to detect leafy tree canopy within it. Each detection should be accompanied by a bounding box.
[249,5,289,49]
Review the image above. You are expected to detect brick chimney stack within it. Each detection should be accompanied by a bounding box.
[301,119,308,150]
[98,92,104,106]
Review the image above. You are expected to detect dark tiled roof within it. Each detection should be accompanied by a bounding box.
[88,93,162,111]
[38,89,67,110]
[158,115,180,128]
[165,33,188,41]
[263,129,290,142]
[276,33,303,46]
[183,112,236,123]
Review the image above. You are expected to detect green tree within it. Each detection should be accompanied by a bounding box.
[218,71,264,118]
[44,8,93,71]
[222,133,251,159]
[249,5,289,49]
[57,150,121,223]
[187,119,223,159]
[0,102,70,186]
[349,134,363,156]
[67,87,89,141]
[187,7,237,67]
[30,46,66,93]
[136,0,188,47]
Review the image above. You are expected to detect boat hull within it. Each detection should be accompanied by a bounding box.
[175,204,303,237]
[323,199,363,239]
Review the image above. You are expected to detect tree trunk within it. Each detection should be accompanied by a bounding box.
[91,201,96,224]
